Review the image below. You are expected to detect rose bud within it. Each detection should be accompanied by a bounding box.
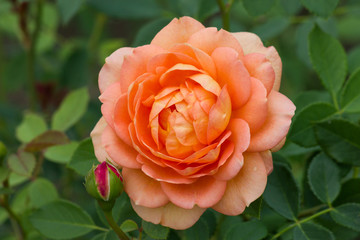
[85,161,123,205]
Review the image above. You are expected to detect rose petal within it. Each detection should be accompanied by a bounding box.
[131,201,205,230]
[99,47,133,94]
[113,94,132,146]
[102,125,141,169]
[188,73,221,96]
[214,118,250,181]
[232,77,268,133]
[243,53,275,95]
[151,17,205,50]
[232,32,282,91]
[212,152,267,215]
[188,28,244,56]
[260,150,273,175]
[247,91,296,152]
[91,117,111,163]
[99,82,122,128]
[211,47,251,109]
[161,176,226,209]
[123,168,169,208]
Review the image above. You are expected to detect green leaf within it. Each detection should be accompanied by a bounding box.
[91,231,118,240]
[341,68,360,113]
[243,197,262,219]
[242,0,275,16]
[28,178,58,208]
[308,26,347,96]
[348,46,360,74]
[16,112,47,143]
[0,187,12,195]
[7,152,36,177]
[120,219,138,233]
[315,119,360,166]
[0,167,10,182]
[51,87,89,131]
[224,220,267,240]
[57,0,84,24]
[30,199,96,239]
[280,0,302,15]
[293,223,335,240]
[67,138,98,176]
[253,17,290,41]
[44,142,79,164]
[24,130,70,152]
[301,0,339,18]
[183,217,209,240]
[330,203,360,231]
[335,179,360,204]
[308,153,340,204]
[288,102,337,147]
[87,0,161,19]
[133,18,171,47]
[142,220,169,239]
[263,162,299,220]
[293,91,331,112]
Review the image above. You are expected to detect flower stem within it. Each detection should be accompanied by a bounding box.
[270,207,333,240]
[216,0,234,31]
[103,210,129,240]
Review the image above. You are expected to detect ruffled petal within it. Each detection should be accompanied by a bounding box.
[131,201,205,230]
[232,32,282,91]
[123,168,169,208]
[212,152,267,215]
[90,117,111,163]
[247,91,296,152]
[99,47,133,94]
[211,47,251,109]
[99,82,122,128]
[161,176,226,209]
[151,17,205,50]
[188,28,244,56]
[232,77,268,133]
[102,125,141,169]
[260,150,273,175]
[113,94,132,146]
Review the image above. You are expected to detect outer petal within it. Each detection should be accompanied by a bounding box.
[247,91,296,152]
[211,47,251,109]
[99,47,133,94]
[131,201,205,230]
[90,117,111,163]
[113,94,132,146]
[232,77,268,133]
[102,125,141,169]
[161,176,226,209]
[212,152,267,215]
[259,150,273,175]
[232,32,282,91]
[123,168,169,208]
[214,119,250,181]
[100,82,122,128]
[188,28,244,56]
[151,17,205,50]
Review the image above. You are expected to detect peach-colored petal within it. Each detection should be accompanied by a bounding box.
[98,47,133,94]
[214,119,250,181]
[232,77,268,133]
[90,117,111,163]
[188,73,221,96]
[191,101,209,145]
[147,52,199,73]
[260,150,273,175]
[113,94,132,146]
[232,32,281,91]
[271,137,286,152]
[188,28,244,56]
[247,91,296,152]
[131,201,205,230]
[207,86,232,144]
[99,82,122,128]
[151,17,205,50]
[244,53,275,95]
[171,43,217,79]
[102,125,141,169]
[123,168,169,208]
[161,176,226,209]
[212,152,267,215]
[159,63,202,87]
[171,112,199,147]
[165,127,193,158]
[211,47,251,109]
[119,45,166,93]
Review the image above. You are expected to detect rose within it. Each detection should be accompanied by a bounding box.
[91,16,295,230]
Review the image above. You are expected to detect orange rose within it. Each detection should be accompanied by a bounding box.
[91,17,295,229]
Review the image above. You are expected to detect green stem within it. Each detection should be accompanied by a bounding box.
[297,204,327,218]
[331,91,340,111]
[353,167,359,178]
[103,210,129,240]
[88,13,107,54]
[270,207,333,240]
[216,0,234,31]
[0,180,26,240]
[27,0,43,110]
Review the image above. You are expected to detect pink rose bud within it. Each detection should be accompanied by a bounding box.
[85,161,123,202]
